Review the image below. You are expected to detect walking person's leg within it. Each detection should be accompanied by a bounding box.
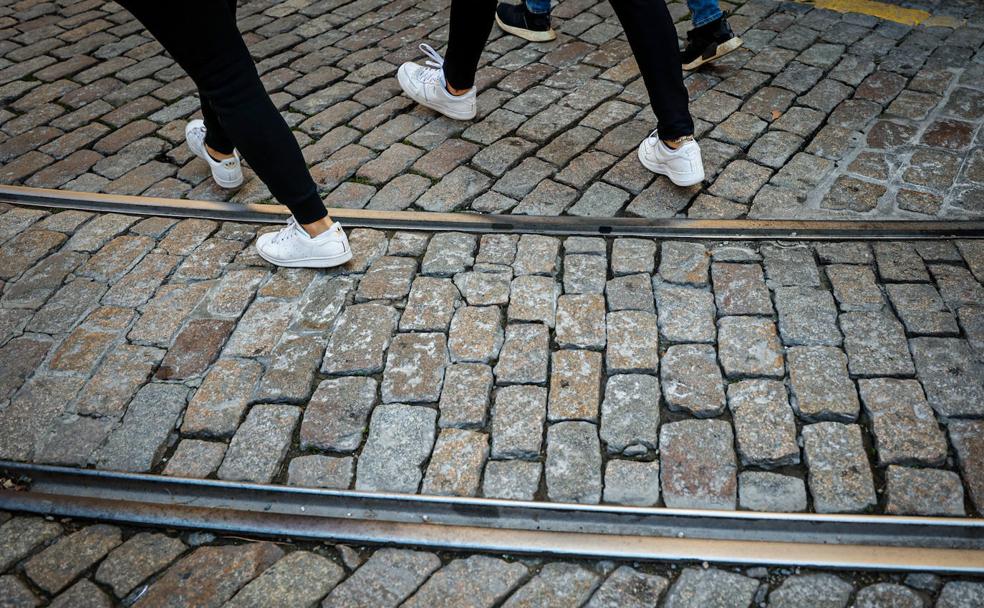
[681,0,743,70]
[495,0,556,42]
[115,0,352,268]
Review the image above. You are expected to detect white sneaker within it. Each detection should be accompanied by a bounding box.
[637,131,706,187]
[397,44,477,121]
[255,219,353,268]
[185,119,244,189]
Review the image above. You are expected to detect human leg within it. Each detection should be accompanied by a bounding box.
[495,0,556,42]
[687,0,724,27]
[681,0,743,70]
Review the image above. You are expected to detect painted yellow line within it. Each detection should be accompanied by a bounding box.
[802,0,931,26]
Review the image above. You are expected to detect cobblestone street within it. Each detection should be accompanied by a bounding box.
[1,0,983,219]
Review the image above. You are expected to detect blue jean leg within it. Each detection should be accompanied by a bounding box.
[525,0,551,15]
[688,0,722,27]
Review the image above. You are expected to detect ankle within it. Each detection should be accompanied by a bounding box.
[662,135,694,150]
[445,82,471,97]
[205,144,234,161]
[301,216,334,238]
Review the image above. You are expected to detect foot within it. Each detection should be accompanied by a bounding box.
[185,120,244,189]
[638,132,705,187]
[255,219,353,268]
[495,3,557,42]
[397,44,477,121]
[681,15,743,71]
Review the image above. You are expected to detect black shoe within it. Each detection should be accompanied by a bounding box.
[681,15,743,70]
[495,3,557,42]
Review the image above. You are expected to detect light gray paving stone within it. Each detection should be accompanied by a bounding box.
[256,333,325,403]
[439,363,493,429]
[858,378,947,466]
[937,581,984,608]
[34,415,113,468]
[565,237,607,255]
[802,422,877,513]
[218,404,300,483]
[712,263,773,315]
[321,549,441,608]
[546,421,602,504]
[606,310,659,374]
[0,574,39,608]
[24,525,121,594]
[606,273,656,313]
[600,374,660,455]
[661,343,725,417]
[65,213,138,252]
[476,234,519,265]
[910,337,984,418]
[293,275,354,333]
[453,270,511,305]
[223,299,296,358]
[96,383,188,473]
[356,255,416,301]
[960,305,984,362]
[930,264,984,311]
[226,550,344,608]
[885,465,965,516]
[448,306,503,363]
[513,234,561,276]
[388,232,431,257]
[766,573,853,608]
[663,567,758,608]
[0,230,67,282]
[400,277,460,332]
[162,440,226,478]
[555,294,606,349]
[301,377,378,453]
[203,268,267,318]
[826,264,885,311]
[181,358,263,438]
[787,347,859,421]
[508,275,560,327]
[853,583,924,608]
[548,349,603,421]
[322,303,399,375]
[956,240,984,283]
[603,460,660,506]
[948,420,984,514]
[717,317,785,379]
[95,533,187,598]
[585,565,668,608]
[28,278,107,335]
[762,245,820,287]
[739,472,808,512]
[495,323,550,385]
[874,242,928,282]
[421,232,476,277]
[564,254,608,294]
[503,562,601,608]
[815,242,873,265]
[842,311,915,376]
[0,517,63,573]
[660,419,737,510]
[611,239,656,275]
[382,332,447,403]
[774,287,841,346]
[403,555,528,608]
[728,380,799,467]
[886,283,958,335]
[49,579,111,608]
[287,455,353,489]
[355,404,437,493]
[655,284,716,343]
[659,242,709,285]
[491,385,547,460]
[482,460,542,500]
[3,250,86,309]
[422,428,489,497]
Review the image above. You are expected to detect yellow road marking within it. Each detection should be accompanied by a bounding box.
[800,0,931,26]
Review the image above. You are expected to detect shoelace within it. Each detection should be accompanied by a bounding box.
[415,43,445,83]
[271,218,300,245]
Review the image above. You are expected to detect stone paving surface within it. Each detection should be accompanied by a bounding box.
[2,205,984,517]
[1,513,983,607]
[1,0,983,219]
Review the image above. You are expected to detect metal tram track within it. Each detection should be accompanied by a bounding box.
[2,185,984,240]
[2,463,984,573]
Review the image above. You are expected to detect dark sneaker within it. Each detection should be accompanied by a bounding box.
[681,15,743,70]
[495,3,557,42]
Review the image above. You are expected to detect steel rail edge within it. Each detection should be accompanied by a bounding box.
[3,462,984,572]
[2,184,983,240]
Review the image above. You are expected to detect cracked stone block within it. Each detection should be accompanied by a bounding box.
[885,466,965,516]
[712,263,773,315]
[482,460,542,500]
[767,574,853,608]
[600,374,659,455]
[739,472,807,512]
[403,555,527,608]
[728,380,799,467]
[661,344,725,417]
[717,317,785,379]
[931,264,984,311]
[163,440,226,479]
[548,349,603,421]
[802,422,877,513]
[382,332,447,403]
[422,429,489,497]
[564,254,608,294]
[323,303,399,375]
[655,284,715,343]
[859,378,947,467]
[491,385,547,459]
[218,404,299,483]
[841,311,914,376]
[401,277,460,332]
[910,337,984,418]
[603,460,660,506]
[555,294,606,349]
[606,310,658,374]
[659,242,709,285]
[355,404,437,493]
[453,270,511,305]
[663,567,757,608]
[546,421,602,504]
[96,383,188,473]
[449,306,504,364]
[508,275,560,326]
[611,239,656,275]
[660,419,737,510]
[873,242,929,282]
[182,359,263,438]
[25,525,121,594]
[438,363,493,429]
[300,377,376,453]
[774,287,841,346]
[787,346,859,421]
[885,283,958,335]
[95,533,187,598]
[495,323,550,385]
[606,273,655,313]
[826,265,885,311]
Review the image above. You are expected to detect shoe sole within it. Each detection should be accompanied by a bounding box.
[637,145,705,187]
[397,67,477,121]
[495,13,557,42]
[185,122,244,189]
[256,247,354,269]
[683,36,744,71]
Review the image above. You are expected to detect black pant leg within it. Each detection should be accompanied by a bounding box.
[116,0,327,223]
[442,0,498,90]
[608,0,695,139]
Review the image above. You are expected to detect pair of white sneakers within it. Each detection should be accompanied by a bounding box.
[185,121,352,268]
[397,44,705,187]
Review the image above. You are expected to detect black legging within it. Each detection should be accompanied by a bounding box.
[117,0,327,224]
[443,0,695,140]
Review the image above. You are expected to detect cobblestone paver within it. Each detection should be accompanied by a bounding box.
[1,514,983,607]
[2,206,984,516]
[1,0,983,219]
